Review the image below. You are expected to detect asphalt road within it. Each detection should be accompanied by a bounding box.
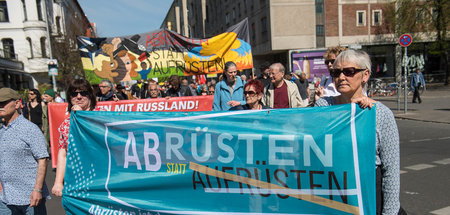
[397,119,450,215]
[44,119,450,215]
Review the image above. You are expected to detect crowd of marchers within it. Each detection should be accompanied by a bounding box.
[0,46,408,215]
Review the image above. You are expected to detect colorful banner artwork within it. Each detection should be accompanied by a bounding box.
[48,96,214,168]
[62,104,376,214]
[291,49,328,82]
[78,18,253,84]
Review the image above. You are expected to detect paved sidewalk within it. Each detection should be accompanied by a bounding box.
[373,84,450,124]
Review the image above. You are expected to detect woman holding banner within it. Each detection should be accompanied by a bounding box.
[52,79,97,197]
[315,50,401,214]
[212,61,246,111]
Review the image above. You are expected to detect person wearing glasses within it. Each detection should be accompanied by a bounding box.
[0,88,49,214]
[230,79,269,110]
[212,61,246,111]
[315,46,347,101]
[315,50,401,214]
[97,79,121,101]
[24,89,43,129]
[52,79,98,197]
[262,63,303,109]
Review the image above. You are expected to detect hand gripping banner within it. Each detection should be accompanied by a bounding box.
[62,104,375,214]
[78,18,253,84]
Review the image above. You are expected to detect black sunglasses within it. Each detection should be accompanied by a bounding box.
[0,99,14,108]
[325,59,335,65]
[330,67,366,77]
[70,91,89,97]
[244,90,257,96]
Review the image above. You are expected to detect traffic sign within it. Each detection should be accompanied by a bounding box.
[399,34,413,47]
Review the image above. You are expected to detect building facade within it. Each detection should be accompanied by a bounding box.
[0,0,94,90]
[162,0,448,82]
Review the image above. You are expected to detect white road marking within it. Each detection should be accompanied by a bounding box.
[437,137,450,140]
[430,206,450,215]
[433,158,450,165]
[404,191,419,195]
[409,138,432,143]
[404,164,436,171]
[399,170,408,174]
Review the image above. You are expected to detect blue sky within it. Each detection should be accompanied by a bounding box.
[78,0,173,37]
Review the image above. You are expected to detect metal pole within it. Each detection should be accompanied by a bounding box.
[43,0,57,92]
[404,47,408,113]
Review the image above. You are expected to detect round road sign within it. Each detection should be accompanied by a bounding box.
[399,34,413,47]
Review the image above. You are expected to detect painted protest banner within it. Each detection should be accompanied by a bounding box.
[77,18,253,84]
[62,104,376,214]
[48,96,213,168]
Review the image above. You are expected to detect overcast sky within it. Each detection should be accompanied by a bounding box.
[78,0,173,37]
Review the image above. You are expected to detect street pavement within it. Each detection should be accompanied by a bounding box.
[44,84,450,214]
[374,83,450,215]
[373,83,450,124]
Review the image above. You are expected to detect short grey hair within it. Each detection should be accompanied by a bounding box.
[333,49,372,76]
[100,79,114,89]
[270,63,285,75]
[333,50,372,91]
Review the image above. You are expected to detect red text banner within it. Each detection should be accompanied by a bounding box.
[48,96,213,167]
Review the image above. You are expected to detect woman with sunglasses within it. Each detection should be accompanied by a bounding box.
[315,50,401,214]
[230,79,269,110]
[52,78,97,197]
[24,89,43,129]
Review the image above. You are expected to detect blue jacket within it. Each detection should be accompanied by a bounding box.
[212,76,246,111]
[410,72,425,89]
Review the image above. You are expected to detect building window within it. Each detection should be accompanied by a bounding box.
[2,38,15,59]
[251,22,256,43]
[27,37,33,58]
[22,0,27,21]
[372,10,382,26]
[36,0,43,21]
[260,17,267,33]
[244,0,247,12]
[356,10,366,26]
[416,9,425,23]
[232,8,236,20]
[225,13,230,24]
[56,16,61,34]
[40,37,47,58]
[238,3,241,17]
[431,8,438,21]
[0,1,9,22]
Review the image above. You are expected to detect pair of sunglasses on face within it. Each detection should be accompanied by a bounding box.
[329,67,367,77]
[244,91,257,96]
[70,91,89,97]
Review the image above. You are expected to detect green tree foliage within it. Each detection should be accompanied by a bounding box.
[384,0,449,84]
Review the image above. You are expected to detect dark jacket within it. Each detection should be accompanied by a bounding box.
[166,85,193,97]
[131,83,148,99]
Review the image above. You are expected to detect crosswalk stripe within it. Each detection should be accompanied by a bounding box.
[404,164,436,171]
[399,170,408,174]
[430,206,450,215]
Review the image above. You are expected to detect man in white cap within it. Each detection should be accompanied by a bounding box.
[0,88,49,214]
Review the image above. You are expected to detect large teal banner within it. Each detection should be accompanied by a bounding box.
[63,104,375,214]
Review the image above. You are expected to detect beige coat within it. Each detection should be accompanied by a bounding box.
[262,79,304,108]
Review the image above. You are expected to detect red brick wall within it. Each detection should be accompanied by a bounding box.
[325,0,338,37]
[325,2,394,37]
